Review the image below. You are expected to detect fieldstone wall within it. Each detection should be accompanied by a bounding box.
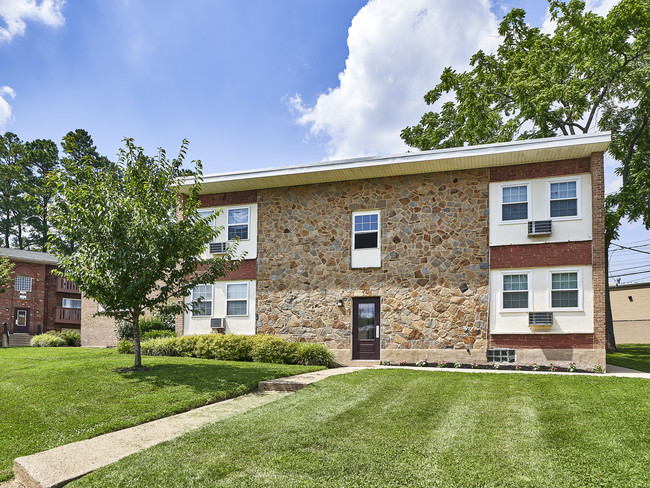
[256,169,490,362]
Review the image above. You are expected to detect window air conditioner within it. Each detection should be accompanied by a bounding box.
[527,220,552,236]
[210,318,225,330]
[529,312,553,326]
[209,242,228,254]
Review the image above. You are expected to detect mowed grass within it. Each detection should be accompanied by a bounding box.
[73,369,650,488]
[0,347,322,482]
[607,343,650,373]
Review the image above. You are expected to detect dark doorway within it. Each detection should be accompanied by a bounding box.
[14,308,29,334]
[352,297,380,360]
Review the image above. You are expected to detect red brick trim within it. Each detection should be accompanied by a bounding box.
[490,241,592,269]
[216,259,257,281]
[489,158,591,182]
[199,190,257,207]
[490,333,595,349]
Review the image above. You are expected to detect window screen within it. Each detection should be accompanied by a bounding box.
[503,274,528,309]
[502,185,528,221]
[551,272,579,308]
[228,208,249,240]
[550,181,578,217]
[226,283,248,316]
[192,284,213,316]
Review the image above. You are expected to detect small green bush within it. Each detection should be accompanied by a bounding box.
[115,315,175,341]
[213,334,255,361]
[142,329,176,341]
[117,340,134,354]
[251,335,298,364]
[173,335,201,357]
[141,337,178,356]
[61,330,81,347]
[30,332,66,347]
[294,342,337,367]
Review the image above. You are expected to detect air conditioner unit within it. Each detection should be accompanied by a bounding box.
[527,220,552,236]
[209,242,228,254]
[529,312,553,327]
[210,318,225,330]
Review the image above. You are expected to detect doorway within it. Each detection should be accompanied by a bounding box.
[352,297,380,360]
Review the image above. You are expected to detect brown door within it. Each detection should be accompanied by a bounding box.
[353,297,380,360]
[14,308,29,334]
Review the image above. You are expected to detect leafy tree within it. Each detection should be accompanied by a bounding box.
[401,0,650,352]
[0,253,14,294]
[47,138,240,368]
[61,129,112,173]
[0,133,29,249]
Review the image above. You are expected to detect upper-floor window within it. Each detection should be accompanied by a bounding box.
[62,298,81,309]
[228,208,249,240]
[502,273,529,310]
[192,284,213,316]
[551,271,580,308]
[501,185,528,221]
[226,283,248,316]
[353,212,379,249]
[15,275,32,292]
[549,180,578,218]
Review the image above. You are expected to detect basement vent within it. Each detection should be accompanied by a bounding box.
[487,348,516,363]
[529,312,553,326]
[527,220,552,236]
[209,242,228,254]
[210,318,225,330]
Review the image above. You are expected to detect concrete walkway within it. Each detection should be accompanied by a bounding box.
[10,367,364,488]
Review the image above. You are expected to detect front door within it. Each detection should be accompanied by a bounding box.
[352,297,380,360]
[14,308,29,334]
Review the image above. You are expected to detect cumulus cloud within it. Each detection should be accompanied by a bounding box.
[0,86,15,131]
[290,0,500,160]
[0,0,65,43]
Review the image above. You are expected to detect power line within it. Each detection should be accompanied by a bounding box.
[610,243,650,256]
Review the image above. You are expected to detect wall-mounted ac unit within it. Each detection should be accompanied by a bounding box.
[210,318,225,330]
[529,312,553,327]
[209,242,228,254]
[527,220,552,236]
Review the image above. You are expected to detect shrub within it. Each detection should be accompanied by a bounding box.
[251,335,298,364]
[61,330,81,347]
[294,342,337,367]
[30,332,66,347]
[115,315,175,341]
[117,340,134,354]
[142,329,176,341]
[141,337,178,356]
[173,335,202,357]
[214,334,254,361]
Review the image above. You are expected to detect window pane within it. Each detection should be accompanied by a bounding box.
[228,224,248,240]
[15,276,32,292]
[228,208,248,224]
[227,284,247,300]
[503,186,527,204]
[62,298,82,309]
[502,203,527,221]
[550,199,577,217]
[227,300,247,316]
[198,210,213,219]
[504,274,527,291]
[552,290,578,308]
[193,301,212,316]
[550,181,576,200]
[354,214,378,232]
[192,284,212,301]
[551,273,578,290]
[354,232,378,249]
[503,291,528,309]
[357,303,375,340]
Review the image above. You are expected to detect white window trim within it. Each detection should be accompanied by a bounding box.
[226,282,249,317]
[227,207,250,242]
[547,177,581,221]
[352,210,381,250]
[499,182,531,224]
[499,270,532,312]
[14,275,33,293]
[548,268,583,311]
[192,284,213,318]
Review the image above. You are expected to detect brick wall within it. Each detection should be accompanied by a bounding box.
[490,333,595,349]
[490,157,590,182]
[590,151,606,348]
[80,296,117,347]
[490,241,592,269]
[199,190,257,207]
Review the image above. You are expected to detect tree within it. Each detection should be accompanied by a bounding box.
[61,129,113,174]
[401,0,650,352]
[0,132,30,249]
[47,138,240,369]
[0,253,14,293]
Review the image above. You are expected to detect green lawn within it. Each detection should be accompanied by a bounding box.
[0,347,322,482]
[73,369,650,488]
[607,343,650,373]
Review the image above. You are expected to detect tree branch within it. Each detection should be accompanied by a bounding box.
[622,114,649,185]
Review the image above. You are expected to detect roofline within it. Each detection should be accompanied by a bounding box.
[610,281,650,290]
[181,132,611,194]
[0,248,59,266]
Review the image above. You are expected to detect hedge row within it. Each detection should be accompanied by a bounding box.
[117,334,337,368]
[30,330,81,347]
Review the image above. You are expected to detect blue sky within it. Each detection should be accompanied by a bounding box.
[1,0,648,281]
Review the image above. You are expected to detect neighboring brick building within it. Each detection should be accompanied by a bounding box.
[0,248,81,346]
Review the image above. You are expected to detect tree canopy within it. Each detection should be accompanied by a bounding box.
[47,138,239,368]
[0,253,13,294]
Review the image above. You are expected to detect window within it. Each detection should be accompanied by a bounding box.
[551,272,579,308]
[192,284,213,316]
[550,180,578,218]
[501,185,528,221]
[14,275,32,292]
[487,348,516,363]
[228,208,249,240]
[198,209,214,220]
[62,298,81,309]
[502,273,529,309]
[353,212,379,249]
[226,283,248,316]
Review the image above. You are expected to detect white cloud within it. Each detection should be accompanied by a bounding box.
[291,0,500,160]
[0,86,15,131]
[542,0,618,34]
[0,0,65,43]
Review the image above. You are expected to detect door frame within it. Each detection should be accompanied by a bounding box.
[14,308,29,334]
[352,297,380,360]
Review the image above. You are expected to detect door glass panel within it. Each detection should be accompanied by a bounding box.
[17,311,26,326]
[357,303,375,340]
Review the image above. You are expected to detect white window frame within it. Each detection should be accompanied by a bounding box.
[499,182,530,224]
[62,298,82,309]
[499,270,532,312]
[548,268,583,311]
[547,177,581,221]
[192,284,213,317]
[352,210,381,250]
[226,282,249,317]
[227,207,250,241]
[14,275,32,292]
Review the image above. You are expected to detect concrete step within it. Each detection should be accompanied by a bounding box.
[258,367,366,391]
[8,334,31,347]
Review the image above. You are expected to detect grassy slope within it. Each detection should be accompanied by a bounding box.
[607,344,650,373]
[74,369,650,488]
[0,348,321,482]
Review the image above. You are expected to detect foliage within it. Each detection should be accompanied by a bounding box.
[415,359,427,367]
[142,329,176,341]
[592,363,605,374]
[606,344,650,373]
[60,330,81,347]
[567,362,577,372]
[0,254,13,293]
[173,335,202,357]
[250,335,299,364]
[294,342,337,368]
[140,337,178,357]
[30,332,67,347]
[116,340,134,354]
[115,316,175,341]
[47,138,240,368]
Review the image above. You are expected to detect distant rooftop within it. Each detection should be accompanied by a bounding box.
[0,248,58,265]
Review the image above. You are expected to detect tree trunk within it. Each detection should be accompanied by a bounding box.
[605,251,617,353]
[133,310,142,368]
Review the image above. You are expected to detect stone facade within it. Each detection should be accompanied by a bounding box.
[256,169,490,363]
